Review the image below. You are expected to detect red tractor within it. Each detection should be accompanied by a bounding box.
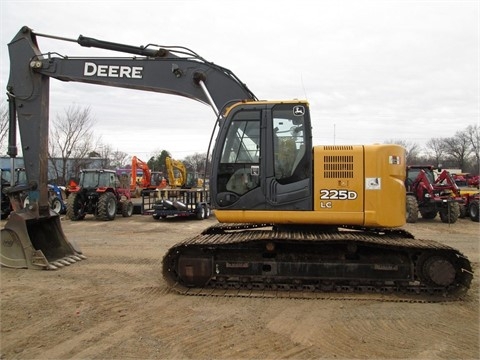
[405,165,463,223]
[67,169,133,221]
[460,191,480,222]
[468,193,479,221]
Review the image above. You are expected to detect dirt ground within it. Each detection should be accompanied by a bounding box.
[0,212,479,360]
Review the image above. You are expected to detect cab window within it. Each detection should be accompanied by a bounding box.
[218,110,261,195]
[272,107,307,184]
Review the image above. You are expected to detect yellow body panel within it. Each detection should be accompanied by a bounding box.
[216,144,406,228]
[362,144,406,227]
[214,209,365,225]
[313,144,405,227]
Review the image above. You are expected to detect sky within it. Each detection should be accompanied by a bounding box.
[1,0,478,161]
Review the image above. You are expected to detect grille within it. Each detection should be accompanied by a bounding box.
[323,147,354,178]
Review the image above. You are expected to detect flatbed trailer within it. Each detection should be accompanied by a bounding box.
[141,188,211,220]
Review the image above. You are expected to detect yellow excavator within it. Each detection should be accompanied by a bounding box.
[165,156,203,189]
[165,157,187,188]
[1,26,473,298]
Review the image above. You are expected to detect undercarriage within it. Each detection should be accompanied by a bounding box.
[163,224,473,302]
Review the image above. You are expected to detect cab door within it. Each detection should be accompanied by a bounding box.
[264,103,312,210]
[211,102,312,211]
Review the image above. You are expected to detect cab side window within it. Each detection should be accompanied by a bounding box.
[273,110,307,184]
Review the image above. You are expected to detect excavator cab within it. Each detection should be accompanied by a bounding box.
[211,101,312,214]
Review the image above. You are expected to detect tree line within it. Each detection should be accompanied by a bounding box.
[0,103,208,185]
[386,123,479,174]
[1,102,478,185]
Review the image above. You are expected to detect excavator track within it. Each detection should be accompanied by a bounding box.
[163,224,473,302]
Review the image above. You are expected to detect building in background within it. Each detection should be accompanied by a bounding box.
[0,156,106,185]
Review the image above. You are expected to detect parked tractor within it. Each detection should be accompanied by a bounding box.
[67,169,133,221]
[48,184,67,214]
[468,193,479,222]
[460,191,480,222]
[405,165,463,223]
[2,168,67,216]
[24,183,67,215]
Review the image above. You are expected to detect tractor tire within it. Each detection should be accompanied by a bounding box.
[121,200,134,217]
[67,193,86,221]
[96,192,117,221]
[439,202,460,224]
[459,204,467,218]
[468,199,479,222]
[405,195,419,223]
[50,197,63,214]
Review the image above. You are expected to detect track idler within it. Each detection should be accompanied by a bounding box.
[416,251,469,289]
[1,209,86,270]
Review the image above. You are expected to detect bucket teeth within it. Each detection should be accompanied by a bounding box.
[45,254,86,270]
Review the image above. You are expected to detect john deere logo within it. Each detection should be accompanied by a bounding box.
[293,105,305,116]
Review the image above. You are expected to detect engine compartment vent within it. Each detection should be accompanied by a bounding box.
[323,154,354,179]
[323,145,354,151]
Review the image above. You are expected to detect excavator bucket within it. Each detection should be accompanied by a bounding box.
[0,209,86,270]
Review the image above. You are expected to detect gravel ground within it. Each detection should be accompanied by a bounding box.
[1,214,479,359]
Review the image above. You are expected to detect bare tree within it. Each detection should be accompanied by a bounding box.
[182,152,209,177]
[465,124,480,173]
[443,130,471,170]
[0,101,8,155]
[109,149,130,169]
[49,105,99,184]
[385,139,421,165]
[425,138,446,167]
[89,144,129,169]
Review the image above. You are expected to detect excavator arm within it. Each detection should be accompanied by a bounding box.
[7,26,256,214]
[131,156,152,189]
[7,27,256,216]
[3,26,256,270]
